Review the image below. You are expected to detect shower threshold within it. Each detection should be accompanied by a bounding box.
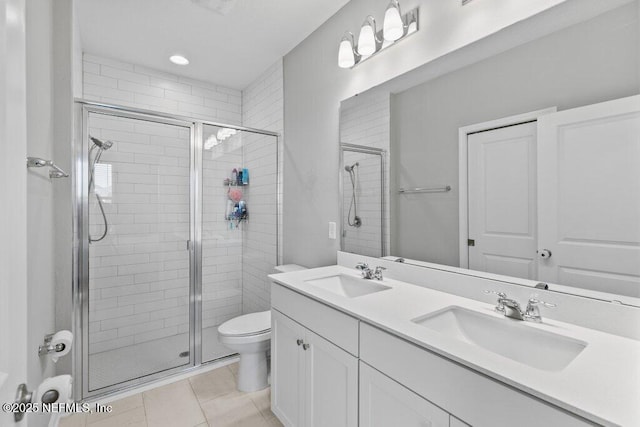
[88,326,232,392]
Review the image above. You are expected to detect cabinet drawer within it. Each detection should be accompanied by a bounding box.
[360,362,448,427]
[360,323,593,427]
[271,283,359,356]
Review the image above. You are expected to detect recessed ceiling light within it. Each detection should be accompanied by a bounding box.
[169,55,189,65]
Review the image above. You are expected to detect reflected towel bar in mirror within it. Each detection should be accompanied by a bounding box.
[398,186,451,194]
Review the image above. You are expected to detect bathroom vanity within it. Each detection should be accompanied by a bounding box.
[269,255,640,427]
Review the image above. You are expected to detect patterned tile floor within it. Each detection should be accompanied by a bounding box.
[60,363,283,427]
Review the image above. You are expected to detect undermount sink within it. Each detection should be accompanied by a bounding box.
[412,306,587,372]
[304,274,391,298]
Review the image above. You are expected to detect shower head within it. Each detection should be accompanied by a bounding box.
[344,162,359,172]
[90,136,113,150]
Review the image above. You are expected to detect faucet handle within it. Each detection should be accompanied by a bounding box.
[484,290,507,313]
[525,297,556,322]
[484,289,507,298]
[527,297,557,308]
[355,262,369,270]
[373,266,386,280]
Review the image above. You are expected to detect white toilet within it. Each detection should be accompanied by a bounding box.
[218,264,307,392]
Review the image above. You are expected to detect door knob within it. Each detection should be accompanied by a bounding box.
[296,339,303,346]
[537,249,552,259]
[302,343,310,351]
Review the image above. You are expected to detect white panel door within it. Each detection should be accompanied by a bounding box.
[305,329,358,427]
[271,310,305,427]
[468,122,538,279]
[359,362,449,427]
[537,95,640,297]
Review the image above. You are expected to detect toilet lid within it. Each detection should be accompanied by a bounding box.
[218,311,271,337]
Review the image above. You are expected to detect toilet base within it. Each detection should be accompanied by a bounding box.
[237,351,268,392]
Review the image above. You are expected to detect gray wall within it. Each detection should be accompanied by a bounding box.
[391,3,639,266]
[282,0,633,268]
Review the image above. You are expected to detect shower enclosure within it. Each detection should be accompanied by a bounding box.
[340,143,386,257]
[73,101,279,399]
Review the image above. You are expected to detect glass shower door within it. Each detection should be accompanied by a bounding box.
[200,124,279,362]
[85,111,193,394]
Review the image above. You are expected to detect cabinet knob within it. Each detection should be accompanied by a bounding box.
[296,339,303,346]
[302,343,310,351]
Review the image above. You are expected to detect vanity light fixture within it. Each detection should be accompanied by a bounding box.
[357,16,381,56]
[169,55,190,65]
[383,1,404,41]
[338,32,359,68]
[338,1,418,69]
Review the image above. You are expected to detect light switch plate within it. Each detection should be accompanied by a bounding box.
[328,222,337,239]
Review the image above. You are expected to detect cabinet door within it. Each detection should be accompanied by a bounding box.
[360,362,449,427]
[272,310,306,427]
[304,329,358,427]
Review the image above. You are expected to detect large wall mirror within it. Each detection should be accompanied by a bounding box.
[339,2,640,306]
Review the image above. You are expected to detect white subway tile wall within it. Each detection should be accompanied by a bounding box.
[340,91,391,257]
[83,53,242,125]
[241,60,284,313]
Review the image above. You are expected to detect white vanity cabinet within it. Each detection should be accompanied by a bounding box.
[360,323,594,427]
[271,278,600,427]
[271,284,359,427]
[359,361,449,427]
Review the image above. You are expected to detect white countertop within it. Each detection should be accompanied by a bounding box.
[269,265,640,427]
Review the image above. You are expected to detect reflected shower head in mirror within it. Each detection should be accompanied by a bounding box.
[345,162,362,227]
[90,136,114,150]
[345,162,359,172]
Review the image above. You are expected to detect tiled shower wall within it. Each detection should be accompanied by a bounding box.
[83,54,242,124]
[340,90,391,257]
[84,54,246,354]
[241,60,284,313]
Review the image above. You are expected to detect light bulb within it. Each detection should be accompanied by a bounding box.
[338,38,355,68]
[357,20,376,56]
[169,55,189,65]
[383,2,404,41]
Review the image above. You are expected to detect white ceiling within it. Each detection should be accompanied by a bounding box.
[76,0,350,89]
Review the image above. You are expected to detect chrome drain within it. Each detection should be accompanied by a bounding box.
[179,351,189,358]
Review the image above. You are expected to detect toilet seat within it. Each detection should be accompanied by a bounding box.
[218,310,271,338]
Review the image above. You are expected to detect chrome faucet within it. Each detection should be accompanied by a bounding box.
[356,263,374,279]
[355,263,386,280]
[484,290,556,322]
[499,297,527,320]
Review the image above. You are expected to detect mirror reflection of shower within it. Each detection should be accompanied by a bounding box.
[345,162,362,227]
[89,136,114,243]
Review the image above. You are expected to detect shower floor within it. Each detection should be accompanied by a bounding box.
[89,326,233,392]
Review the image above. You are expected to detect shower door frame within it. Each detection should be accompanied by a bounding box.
[339,143,387,257]
[73,100,280,400]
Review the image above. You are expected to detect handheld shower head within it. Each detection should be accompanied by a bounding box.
[344,162,359,172]
[90,136,113,150]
